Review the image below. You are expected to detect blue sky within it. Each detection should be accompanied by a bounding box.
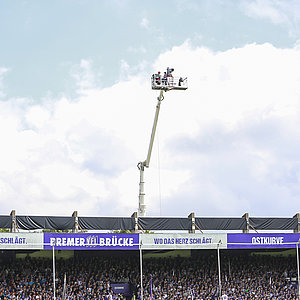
[1,0,298,99]
[0,0,300,218]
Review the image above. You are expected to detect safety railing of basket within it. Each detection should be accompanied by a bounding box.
[151,76,188,90]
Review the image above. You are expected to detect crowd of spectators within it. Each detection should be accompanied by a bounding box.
[0,251,297,299]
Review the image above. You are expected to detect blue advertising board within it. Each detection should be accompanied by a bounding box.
[111,283,132,296]
[227,233,300,249]
[44,233,139,250]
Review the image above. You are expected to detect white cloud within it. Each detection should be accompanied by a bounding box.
[70,59,101,92]
[0,42,300,217]
[140,17,149,30]
[242,0,300,37]
[0,67,9,98]
[243,0,289,24]
[149,41,300,216]
[127,45,147,54]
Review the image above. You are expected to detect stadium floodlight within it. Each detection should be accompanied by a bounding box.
[137,68,188,216]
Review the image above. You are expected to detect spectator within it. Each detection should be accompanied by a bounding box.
[0,252,297,299]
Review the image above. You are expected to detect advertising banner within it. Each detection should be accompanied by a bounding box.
[0,233,43,249]
[140,233,227,250]
[111,283,132,296]
[44,233,139,250]
[227,233,300,249]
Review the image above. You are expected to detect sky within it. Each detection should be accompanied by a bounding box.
[0,0,300,218]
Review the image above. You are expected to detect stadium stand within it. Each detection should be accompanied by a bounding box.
[0,250,297,299]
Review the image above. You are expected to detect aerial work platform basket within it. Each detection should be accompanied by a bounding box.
[151,68,188,91]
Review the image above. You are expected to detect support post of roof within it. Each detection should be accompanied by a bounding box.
[10,210,16,233]
[293,213,300,233]
[188,212,195,233]
[72,211,78,233]
[132,212,138,233]
[242,213,249,233]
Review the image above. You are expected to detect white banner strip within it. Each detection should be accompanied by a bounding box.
[0,233,43,249]
[140,233,227,250]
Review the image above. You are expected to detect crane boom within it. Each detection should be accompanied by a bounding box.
[144,89,164,168]
[138,89,164,217]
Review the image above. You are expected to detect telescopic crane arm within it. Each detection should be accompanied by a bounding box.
[142,89,164,169]
[137,89,164,216]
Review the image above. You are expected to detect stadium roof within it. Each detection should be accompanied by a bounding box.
[2,211,300,232]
